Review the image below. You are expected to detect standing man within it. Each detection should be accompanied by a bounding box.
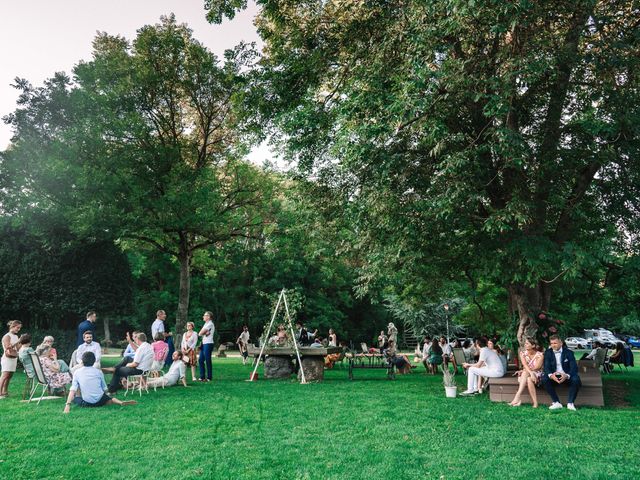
[151,310,173,367]
[72,331,102,373]
[77,311,97,346]
[461,338,505,395]
[198,311,215,382]
[542,334,581,411]
[107,333,153,394]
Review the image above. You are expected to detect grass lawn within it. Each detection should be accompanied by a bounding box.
[1,353,639,480]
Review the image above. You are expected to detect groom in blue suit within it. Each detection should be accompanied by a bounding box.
[542,335,581,411]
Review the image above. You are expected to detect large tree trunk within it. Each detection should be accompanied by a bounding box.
[508,282,551,346]
[176,248,192,334]
[103,316,111,352]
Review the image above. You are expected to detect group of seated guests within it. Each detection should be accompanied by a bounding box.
[18,334,73,392]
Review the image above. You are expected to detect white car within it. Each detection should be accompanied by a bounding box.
[565,337,592,350]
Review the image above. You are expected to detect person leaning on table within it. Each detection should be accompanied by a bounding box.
[63,352,136,413]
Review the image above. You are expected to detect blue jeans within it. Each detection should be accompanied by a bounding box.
[199,343,214,380]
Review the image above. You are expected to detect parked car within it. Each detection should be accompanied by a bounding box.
[565,337,592,350]
[625,337,640,349]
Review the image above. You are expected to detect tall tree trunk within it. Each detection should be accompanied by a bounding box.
[508,282,551,346]
[103,316,111,352]
[176,248,192,334]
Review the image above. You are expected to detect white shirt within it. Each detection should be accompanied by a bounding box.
[201,321,214,345]
[151,319,165,340]
[133,342,154,371]
[422,342,431,358]
[479,347,504,374]
[442,343,453,356]
[238,331,250,344]
[76,341,102,367]
[553,348,566,375]
[181,331,198,350]
[164,360,186,385]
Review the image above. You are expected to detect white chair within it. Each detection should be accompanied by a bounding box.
[28,352,51,405]
[124,370,149,397]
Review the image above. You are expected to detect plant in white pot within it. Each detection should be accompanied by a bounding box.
[442,368,457,398]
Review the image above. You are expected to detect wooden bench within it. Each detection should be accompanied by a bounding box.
[489,360,604,407]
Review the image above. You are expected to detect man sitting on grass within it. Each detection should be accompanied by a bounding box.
[63,352,136,413]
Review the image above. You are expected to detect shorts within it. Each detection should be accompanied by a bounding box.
[1,355,18,372]
[74,393,112,407]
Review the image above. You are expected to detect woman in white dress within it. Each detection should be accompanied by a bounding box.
[328,329,337,347]
[147,351,187,388]
[1,320,23,398]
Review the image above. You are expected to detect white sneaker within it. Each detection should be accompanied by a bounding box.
[460,390,478,396]
[549,402,563,410]
[567,403,577,411]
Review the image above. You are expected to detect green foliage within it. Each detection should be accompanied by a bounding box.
[385,294,466,339]
[0,220,133,330]
[222,0,640,341]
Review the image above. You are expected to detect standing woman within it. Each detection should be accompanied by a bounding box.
[1,320,23,398]
[181,322,198,381]
[387,323,398,345]
[198,312,215,382]
[328,328,337,347]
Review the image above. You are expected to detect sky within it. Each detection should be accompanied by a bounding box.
[0,0,274,164]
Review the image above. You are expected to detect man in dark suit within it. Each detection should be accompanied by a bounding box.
[542,334,581,411]
[77,311,97,346]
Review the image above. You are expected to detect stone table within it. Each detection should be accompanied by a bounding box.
[248,346,341,382]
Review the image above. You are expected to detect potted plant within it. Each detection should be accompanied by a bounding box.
[443,368,457,398]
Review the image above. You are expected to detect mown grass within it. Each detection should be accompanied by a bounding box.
[1,353,639,480]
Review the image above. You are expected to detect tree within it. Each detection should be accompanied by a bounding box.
[207,0,640,343]
[3,15,274,332]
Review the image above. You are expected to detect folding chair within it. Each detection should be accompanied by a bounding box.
[148,369,166,392]
[452,348,467,375]
[28,352,51,405]
[124,370,149,397]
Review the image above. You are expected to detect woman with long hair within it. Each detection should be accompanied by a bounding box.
[1,320,22,398]
[509,338,543,408]
[181,322,198,381]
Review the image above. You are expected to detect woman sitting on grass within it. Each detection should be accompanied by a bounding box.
[147,351,188,388]
[509,338,543,408]
[36,344,72,393]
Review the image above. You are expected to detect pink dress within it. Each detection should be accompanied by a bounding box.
[523,351,543,384]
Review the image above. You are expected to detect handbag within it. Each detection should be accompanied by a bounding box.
[5,346,18,358]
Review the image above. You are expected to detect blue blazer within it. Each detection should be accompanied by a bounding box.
[543,347,579,379]
[77,320,96,346]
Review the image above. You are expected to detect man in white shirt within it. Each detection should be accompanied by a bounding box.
[421,336,432,370]
[461,338,505,395]
[108,333,154,394]
[151,310,172,340]
[72,331,102,373]
[63,352,136,412]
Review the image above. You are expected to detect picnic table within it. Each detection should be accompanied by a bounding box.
[348,353,395,380]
